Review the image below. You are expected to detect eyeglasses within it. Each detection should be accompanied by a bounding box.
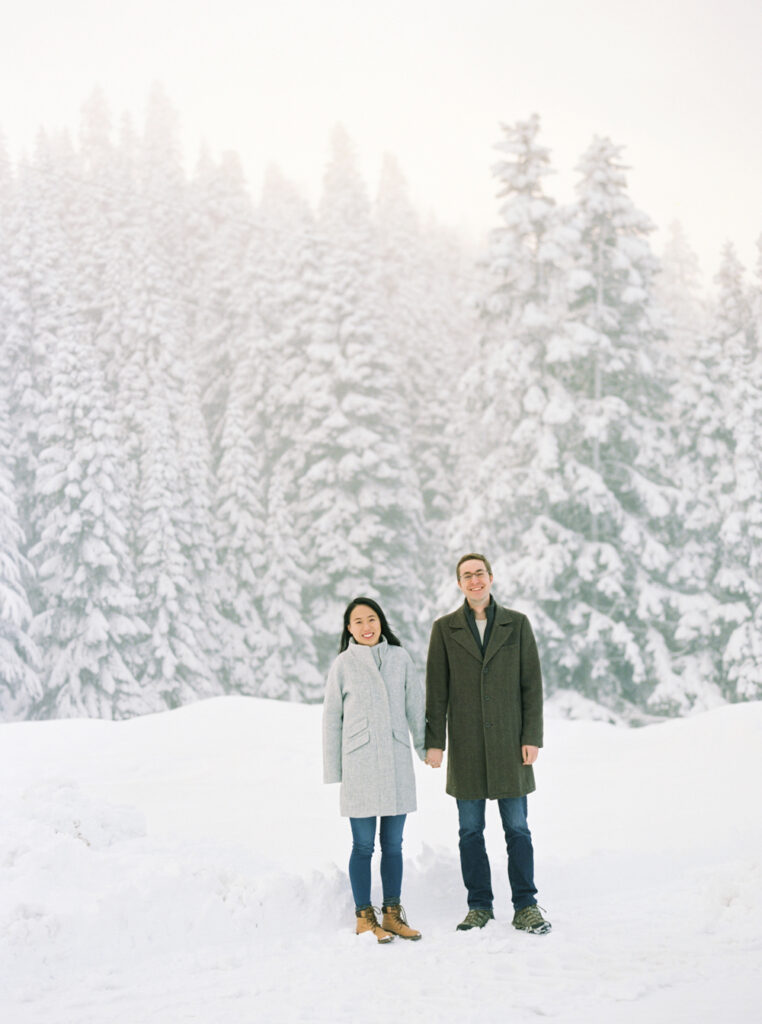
[459,570,489,582]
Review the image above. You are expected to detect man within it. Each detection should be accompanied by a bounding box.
[425,553,551,934]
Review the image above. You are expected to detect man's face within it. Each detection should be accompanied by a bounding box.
[457,559,493,606]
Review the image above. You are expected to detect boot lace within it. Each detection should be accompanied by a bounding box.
[522,905,543,926]
[365,906,383,928]
[385,904,407,924]
[515,904,551,932]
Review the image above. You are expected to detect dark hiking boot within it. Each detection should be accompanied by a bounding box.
[512,904,552,934]
[456,908,494,931]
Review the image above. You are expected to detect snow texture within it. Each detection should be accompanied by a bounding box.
[1,696,760,1023]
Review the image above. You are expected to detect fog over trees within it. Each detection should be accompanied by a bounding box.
[1,89,760,722]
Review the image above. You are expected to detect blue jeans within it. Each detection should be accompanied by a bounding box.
[348,814,406,909]
[457,797,537,912]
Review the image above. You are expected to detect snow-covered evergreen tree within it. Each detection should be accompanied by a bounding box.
[374,155,470,635]
[0,390,41,719]
[714,244,762,699]
[29,318,149,718]
[211,312,273,698]
[471,129,688,715]
[452,113,565,534]
[188,148,256,451]
[75,92,145,535]
[666,243,758,708]
[0,147,43,719]
[253,167,324,700]
[295,127,427,669]
[553,137,687,712]
[4,135,75,551]
[125,87,226,709]
[655,220,708,367]
[448,115,568,613]
[17,109,150,718]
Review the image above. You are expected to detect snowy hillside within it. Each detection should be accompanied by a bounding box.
[2,698,761,1023]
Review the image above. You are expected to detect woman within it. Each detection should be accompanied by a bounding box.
[322,596,426,943]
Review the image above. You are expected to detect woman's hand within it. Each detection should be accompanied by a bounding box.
[425,748,443,768]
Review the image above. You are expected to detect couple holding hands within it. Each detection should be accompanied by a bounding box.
[322,553,551,943]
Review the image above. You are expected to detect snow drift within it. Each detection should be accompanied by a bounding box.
[1,697,760,1023]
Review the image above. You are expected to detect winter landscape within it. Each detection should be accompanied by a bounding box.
[2,92,761,725]
[3,3,762,1020]
[2,694,761,1023]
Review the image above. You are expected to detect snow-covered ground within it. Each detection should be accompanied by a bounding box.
[1,697,760,1024]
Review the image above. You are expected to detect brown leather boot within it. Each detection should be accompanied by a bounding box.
[355,906,394,943]
[381,903,422,940]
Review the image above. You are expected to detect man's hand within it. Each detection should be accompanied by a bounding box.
[522,745,539,766]
[425,748,443,768]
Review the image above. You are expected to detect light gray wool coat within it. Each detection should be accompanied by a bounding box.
[322,640,426,818]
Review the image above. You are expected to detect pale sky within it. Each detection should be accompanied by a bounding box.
[3,0,761,283]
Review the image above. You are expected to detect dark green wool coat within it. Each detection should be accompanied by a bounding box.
[425,601,544,800]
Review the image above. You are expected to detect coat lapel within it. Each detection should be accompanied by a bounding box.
[448,606,484,663]
[483,605,515,667]
[348,642,391,710]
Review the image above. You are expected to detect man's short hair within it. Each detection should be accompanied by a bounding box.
[456,552,493,579]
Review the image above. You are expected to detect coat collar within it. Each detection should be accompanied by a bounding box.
[347,636,388,660]
[448,601,515,666]
[484,604,515,666]
[344,637,391,710]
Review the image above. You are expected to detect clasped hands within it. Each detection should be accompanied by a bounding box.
[425,748,443,768]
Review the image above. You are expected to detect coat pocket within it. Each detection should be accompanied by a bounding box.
[344,729,370,754]
[346,717,368,738]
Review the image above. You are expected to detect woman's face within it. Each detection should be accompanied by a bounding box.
[347,605,382,646]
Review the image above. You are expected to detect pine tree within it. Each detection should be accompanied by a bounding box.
[450,115,569,624]
[211,312,273,697]
[0,146,42,719]
[75,91,144,536]
[4,134,77,551]
[714,243,762,699]
[188,148,256,452]
[655,221,708,367]
[0,396,41,719]
[473,130,686,715]
[6,110,149,719]
[666,243,760,708]
[28,317,150,718]
[374,156,474,634]
[254,166,324,700]
[132,366,222,709]
[295,127,427,670]
[555,137,686,712]
[452,113,564,538]
[124,87,225,709]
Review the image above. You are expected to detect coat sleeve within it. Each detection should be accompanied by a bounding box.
[425,619,449,750]
[322,660,344,784]
[403,651,426,761]
[519,614,544,748]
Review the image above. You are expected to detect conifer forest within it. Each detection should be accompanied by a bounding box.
[1,90,760,723]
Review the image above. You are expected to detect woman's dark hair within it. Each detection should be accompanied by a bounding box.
[339,596,402,653]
